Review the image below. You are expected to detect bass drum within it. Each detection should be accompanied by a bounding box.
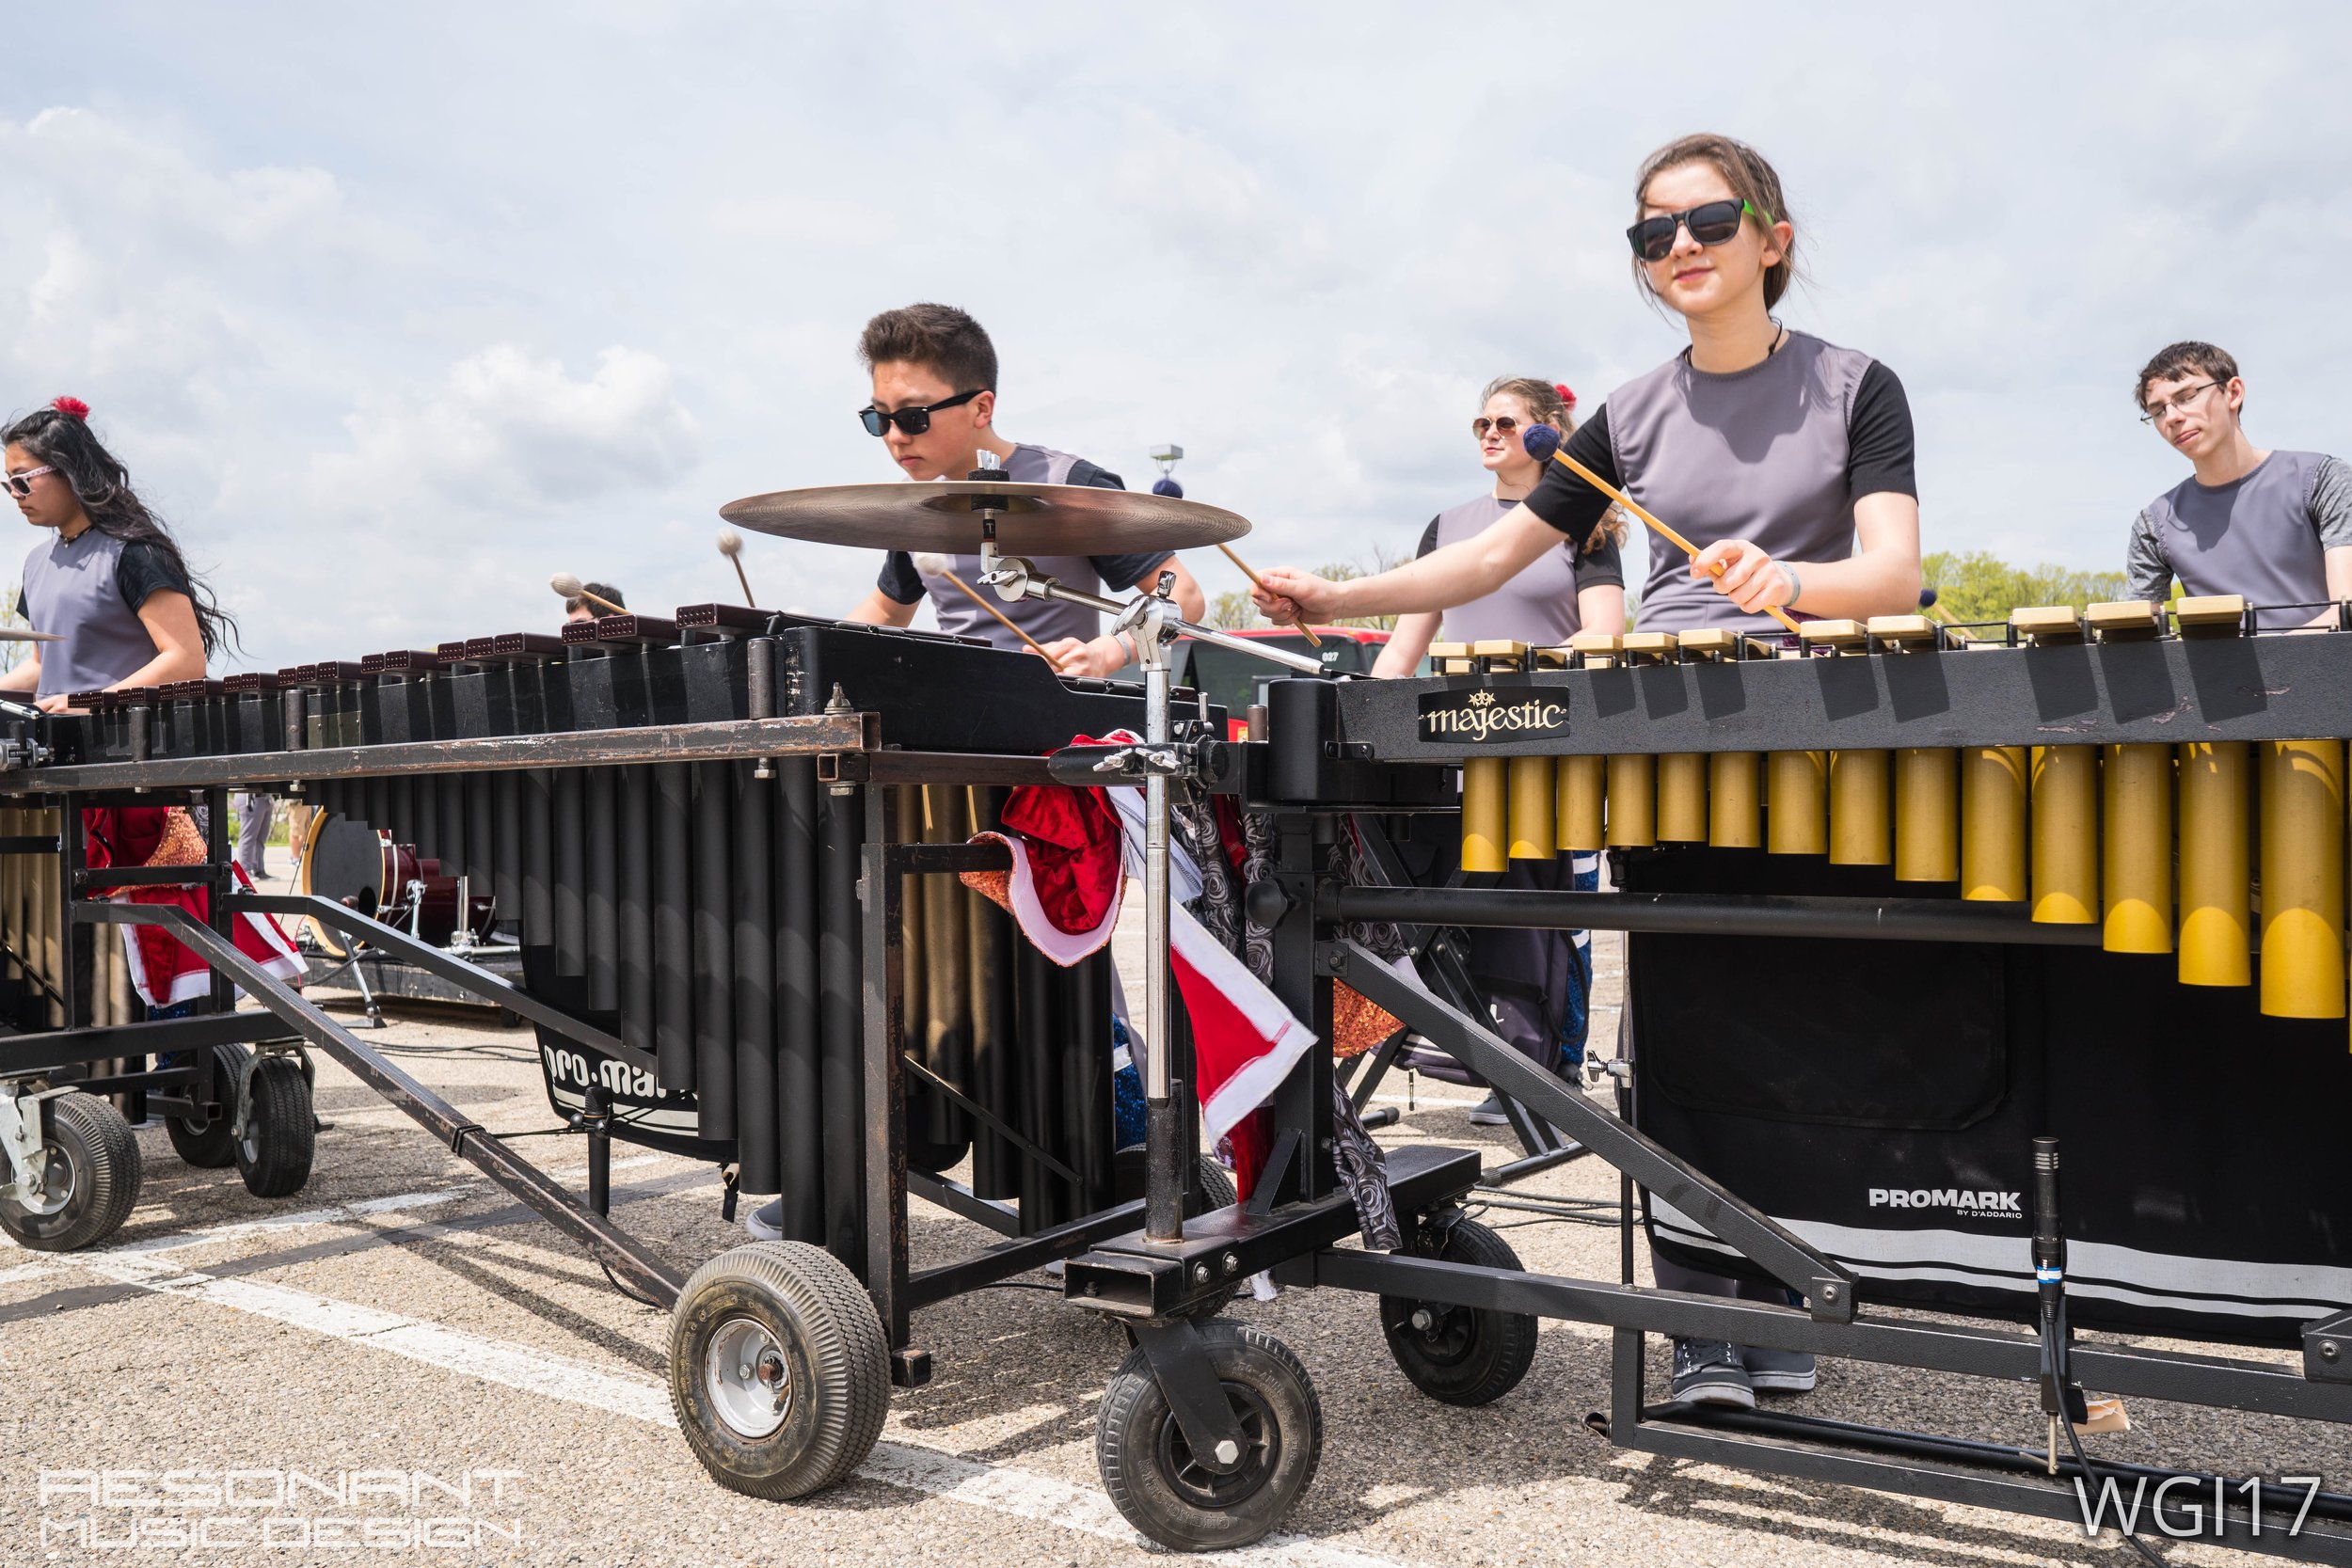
[297,814,493,953]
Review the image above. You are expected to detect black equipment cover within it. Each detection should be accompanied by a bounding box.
[1625,847,2352,1347]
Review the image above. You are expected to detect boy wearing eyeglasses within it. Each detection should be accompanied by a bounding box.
[840,302,1203,673]
[2128,341,2352,629]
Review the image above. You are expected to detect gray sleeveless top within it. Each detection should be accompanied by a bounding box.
[21,528,170,699]
[2127,451,2352,629]
[906,445,1139,649]
[1425,494,1605,644]
[1609,332,1886,633]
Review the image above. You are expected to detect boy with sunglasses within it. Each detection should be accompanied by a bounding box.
[841,303,1203,672]
[2127,341,2352,629]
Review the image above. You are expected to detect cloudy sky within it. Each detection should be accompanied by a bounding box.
[4,4,2344,671]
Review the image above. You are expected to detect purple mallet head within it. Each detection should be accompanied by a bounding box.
[1518,422,1562,463]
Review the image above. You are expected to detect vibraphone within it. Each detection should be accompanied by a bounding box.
[1050,593,2352,1559]
[0,605,1232,1501]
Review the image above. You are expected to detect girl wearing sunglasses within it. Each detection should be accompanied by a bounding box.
[1370,376,1626,1126]
[1252,132,1920,636]
[1255,135,1924,1413]
[0,397,233,714]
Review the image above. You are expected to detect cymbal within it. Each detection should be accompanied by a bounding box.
[719,482,1250,554]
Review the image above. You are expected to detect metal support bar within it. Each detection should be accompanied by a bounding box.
[1327,937,1856,1320]
[13,713,876,794]
[900,1053,1081,1185]
[904,1197,1148,1311]
[87,903,685,1306]
[906,1171,1022,1236]
[1319,885,2106,947]
[1281,1247,2352,1422]
[229,895,654,1076]
[0,1010,294,1076]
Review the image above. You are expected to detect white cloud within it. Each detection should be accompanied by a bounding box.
[0,4,2343,672]
[316,343,698,510]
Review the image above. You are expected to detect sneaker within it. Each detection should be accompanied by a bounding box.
[1669,1338,1756,1409]
[1743,1344,1818,1394]
[743,1198,785,1243]
[1466,1094,1510,1126]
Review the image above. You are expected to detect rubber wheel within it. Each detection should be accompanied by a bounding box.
[166,1044,251,1169]
[1097,1322,1322,1552]
[668,1241,890,1500]
[235,1055,316,1198]
[0,1090,142,1251]
[1379,1215,1538,1406]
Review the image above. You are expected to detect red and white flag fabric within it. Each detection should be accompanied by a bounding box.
[961,734,1317,1188]
[85,807,306,1008]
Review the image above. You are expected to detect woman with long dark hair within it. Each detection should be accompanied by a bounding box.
[0,396,233,712]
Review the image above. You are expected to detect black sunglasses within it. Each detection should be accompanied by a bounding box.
[858,388,985,437]
[1625,198,1770,263]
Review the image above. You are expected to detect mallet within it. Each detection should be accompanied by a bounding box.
[717,528,755,608]
[1216,543,1321,648]
[1520,424,1803,634]
[549,573,626,617]
[911,554,1062,665]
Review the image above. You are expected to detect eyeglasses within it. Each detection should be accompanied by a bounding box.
[1626,198,1772,263]
[858,388,985,437]
[3,466,54,498]
[2139,381,2221,424]
[1471,416,1523,438]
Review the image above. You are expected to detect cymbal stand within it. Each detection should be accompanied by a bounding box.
[980,535,1319,1243]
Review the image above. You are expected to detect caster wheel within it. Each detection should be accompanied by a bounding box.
[235,1056,316,1198]
[669,1241,889,1500]
[1113,1146,1240,1322]
[0,1090,142,1251]
[1096,1322,1321,1551]
[167,1044,251,1169]
[1380,1215,1537,1406]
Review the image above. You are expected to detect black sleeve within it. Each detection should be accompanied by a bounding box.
[1092,550,1178,593]
[1522,407,1621,538]
[1574,528,1625,592]
[875,550,926,606]
[1071,458,1161,588]
[1847,361,1917,499]
[13,590,24,622]
[1415,517,1440,559]
[115,540,192,614]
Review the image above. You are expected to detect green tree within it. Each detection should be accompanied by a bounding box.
[1920,551,2131,628]
[0,583,24,673]
[1205,589,1263,630]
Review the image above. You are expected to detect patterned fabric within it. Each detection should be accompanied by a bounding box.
[1174,797,1400,1251]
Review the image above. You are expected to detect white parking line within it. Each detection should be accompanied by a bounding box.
[75,1248,1419,1567]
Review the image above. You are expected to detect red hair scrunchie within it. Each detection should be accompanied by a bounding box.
[1553,383,1576,407]
[51,395,89,420]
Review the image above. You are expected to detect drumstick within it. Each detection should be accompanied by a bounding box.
[715,526,753,601]
[548,573,626,616]
[1520,425,1803,634]
[1216,543,1322,648]
[549,573,626,616]
[716,529,755,608]
[911,553,1061,664]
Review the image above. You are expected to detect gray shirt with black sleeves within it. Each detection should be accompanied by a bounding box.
[1521,331,1917,635]
[873,442,1165,650]
[2125,451,2352,628]
[19,528,188,699]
